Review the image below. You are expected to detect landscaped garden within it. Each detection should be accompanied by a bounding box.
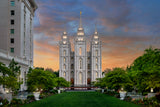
[22,92,140,107]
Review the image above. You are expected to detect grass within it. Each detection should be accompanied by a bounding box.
[22,92,140,107]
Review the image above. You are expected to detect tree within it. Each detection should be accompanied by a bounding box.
[27,69,57,92]
[0,62,20,93]
[130,48,160,92]
[103,68,133,91]
[55,77,70,88]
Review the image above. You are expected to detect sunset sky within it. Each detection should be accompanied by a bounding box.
[33,0,160,71]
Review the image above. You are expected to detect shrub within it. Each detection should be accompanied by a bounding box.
[104,91,118,96]
[155,93,160,102]
[114,94,120,98]
[2,99,9,105]
[39,94,46,99]
[0,96,3,102]
[50,89,58,94]
[124,96,132,102]
[27,95,36,103]
[10,98,23,105]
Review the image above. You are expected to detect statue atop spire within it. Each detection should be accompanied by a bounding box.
[94,23,98,35]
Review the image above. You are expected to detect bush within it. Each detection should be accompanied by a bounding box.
[114,94,120,98]
[2,99,9,105]
[104,91,118,96]
[39,94,46,99]
[10,98,23,105]
[124,96,132,102]
[50,89,58,94]
[26,95,35,103]
[0,96,3,102]
[155,93,160,102]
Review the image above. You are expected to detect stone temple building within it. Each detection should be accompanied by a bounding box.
[59,12,102,86]
[0,0,37,93]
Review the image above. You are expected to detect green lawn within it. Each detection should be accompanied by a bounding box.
[22,92,140,107]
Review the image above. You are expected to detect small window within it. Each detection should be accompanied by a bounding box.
[64,57,66,63]
[11,10,15,15]
[63,50,66,56]
[11,20,14,25]
[64,64,66,70]
[96,64,98,70]
[96,57,98,63]
[64,72,66,77]
[96,72,98,78]
[10,38,14,43]
[10,48,14,53]
[79,47,82,55]
[96,50,98,56]
[10,29,14,34]
[10,1,15,6]
[79,58,82,69]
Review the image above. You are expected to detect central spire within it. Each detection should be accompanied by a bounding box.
[77,11,84,36]
[79,11,82,28]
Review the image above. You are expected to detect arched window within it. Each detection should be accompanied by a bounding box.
[79,72,82,84]
[63,50,66,56]
[96,72,98,78]
[79,58,82,69]
[96,64,98,70]
[96,57,98,63]
[64,57,66,63]
[96,50,98,56]
[63,72,66,78]
[71,64,74,69]
[64,64,66,70]
[79,47,82,55]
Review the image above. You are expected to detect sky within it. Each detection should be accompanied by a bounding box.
[33,0,160,71]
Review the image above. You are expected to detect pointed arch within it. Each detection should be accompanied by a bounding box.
[79,58,82,69]
[79,47,82,55]
[63,64,66,70]
[79,72,82,84]
[63,72,66,78]
[95,71,98,78]
[63,50,66,56]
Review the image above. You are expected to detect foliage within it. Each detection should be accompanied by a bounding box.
[124,96,132,102]
[2,99,9,105]
[0,61,21,93]
[27,95,35,101]
[94,78,106,88]
[27,69,57,92]
[103,68,133,91]
[55,77,70,88]
[10,98,23,105]
[129,48,160,92]
[8,59,21,77]
[155,93,160,102]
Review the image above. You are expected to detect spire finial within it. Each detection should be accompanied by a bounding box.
[95,23,98,35]
[79,11,82,28]
[95,23,97,33]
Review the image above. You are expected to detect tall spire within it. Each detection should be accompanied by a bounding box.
[77,11,84,36]
[95,23,97,32]
[79,11,82,28]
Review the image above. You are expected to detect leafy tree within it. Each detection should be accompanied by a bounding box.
[103,68,133,91]
[8,59,21,77]
[130,48,160,92]
[55,77,70,88]
[94,78,106,88]
[0,62,20,93]
[27,69,57,92]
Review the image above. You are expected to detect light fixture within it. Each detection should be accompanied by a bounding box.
[63,41,66,44]
[63,36,67,39]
